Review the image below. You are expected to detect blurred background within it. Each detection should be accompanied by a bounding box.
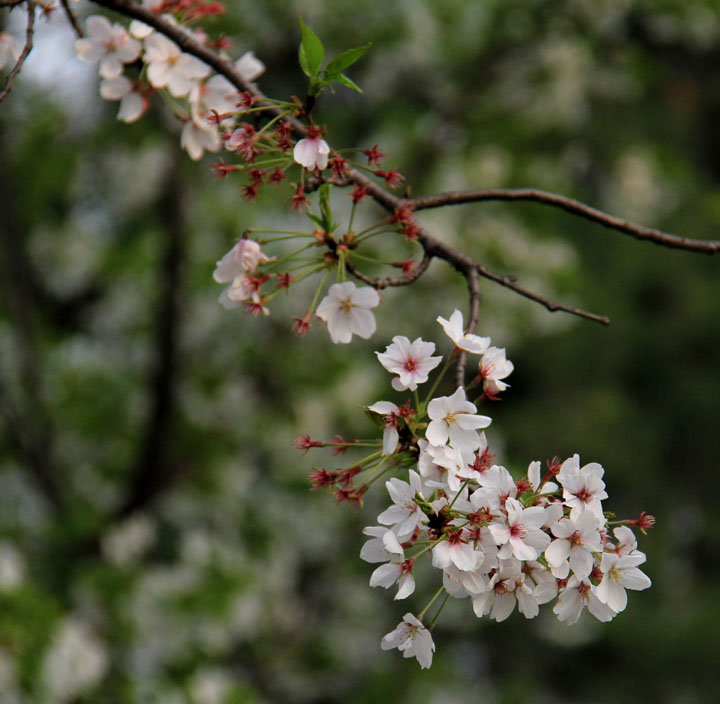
[1,0,720,701]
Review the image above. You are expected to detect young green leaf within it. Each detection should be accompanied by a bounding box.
[298,19,324,78]
[324,43,371,75]
[327,73,363,93]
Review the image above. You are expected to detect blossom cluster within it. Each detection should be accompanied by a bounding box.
[302,310,653,669]
[75,10,265,160]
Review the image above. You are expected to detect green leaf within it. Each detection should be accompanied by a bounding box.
[324,43,371,75]
[327,73,363,93]
[298,19,324,78]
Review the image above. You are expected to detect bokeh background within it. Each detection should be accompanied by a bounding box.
[1,0,720,702]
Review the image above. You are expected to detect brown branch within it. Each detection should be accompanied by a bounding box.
[60,0,84,38]
[411,188,720,254]
[0,0,35,104]
[345,253,431,289]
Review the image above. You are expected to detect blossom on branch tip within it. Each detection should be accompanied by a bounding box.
[315,282,379,344]
[437,310,491,354]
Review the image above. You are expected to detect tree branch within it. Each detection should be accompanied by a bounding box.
[411,188,720,254]
[0,0,35,104]
[345,253,431,289]
[60,0,84,38]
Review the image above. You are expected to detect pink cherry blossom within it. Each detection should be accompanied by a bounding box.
[293,136,330,170]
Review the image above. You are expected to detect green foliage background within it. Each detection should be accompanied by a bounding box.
[1,0,719,702]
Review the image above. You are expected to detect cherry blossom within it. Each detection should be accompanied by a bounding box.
[375,335,442,391]
[596,552,651,613]
[213,240,269,283]
[478,346,514,397]
[377,470,427,540]
[557,454,608,521]
[144,32,211,98]
[236,51,266,81]
[360,526,404,564]
[432,530,479,572]
[489,498,550,561]
[369,552,416,600]
[545,511,603,580]
[380,613,435,669]
[293,136,330,170]
[437,309,490,354]
[426,387,491,453]
[99,76,146,123]
[315,282,380,344]
[181,109,222,160]
[75,16,141,79]
[554,576,616,624]
[367,401,401,456]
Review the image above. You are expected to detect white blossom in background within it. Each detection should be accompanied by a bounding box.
[41,618,108,703]
[437,309,491,354]
[101,514,156,566]
[0,542,25,590]
[315,282,380,343]
[144,32,211,97]
[376,335,442,391]
[75,16,141,79]
[0,32,20,71]
[380,613,435,669]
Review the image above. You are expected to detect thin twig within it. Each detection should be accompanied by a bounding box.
[0,0,35,104]
[60,0,84,38]
[411,188,720,254]
[345,253,431,289]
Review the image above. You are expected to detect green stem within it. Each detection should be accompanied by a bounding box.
[418,586,446,621]
[428,592,450,630]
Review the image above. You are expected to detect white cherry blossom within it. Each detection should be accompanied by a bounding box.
[377,470,427,541]
[360,526,404,563]
[367,401,401,456]
[479,346,514,397]
[181,108,221,160]
[75,16,141,79]
[489,498,550,561]
[545,511,603,580]
[596,552,651,613]
[437,309,490,354]
[315,282,380,344]
[375,336,442,391]
[554,576,616,624]
[99,76,145,123]
[381,613,435,669]
[426,387,491,453]
[144,32,210,97]
[236,51,266,81]
[432,531,479,572]
[214,239,269,283]
[557,454,608,521]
